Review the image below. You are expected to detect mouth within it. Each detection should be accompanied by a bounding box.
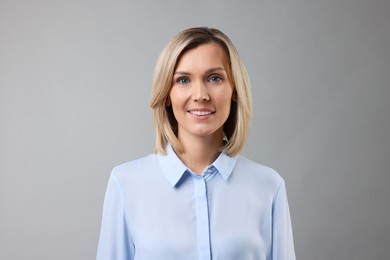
[187,108,216,116]
[188,110,214,116]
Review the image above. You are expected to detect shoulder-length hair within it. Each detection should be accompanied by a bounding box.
[150,27,252,156]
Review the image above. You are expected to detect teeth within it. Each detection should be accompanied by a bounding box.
[190,111,212,116]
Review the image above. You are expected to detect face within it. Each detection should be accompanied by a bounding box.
[169,43,233,143]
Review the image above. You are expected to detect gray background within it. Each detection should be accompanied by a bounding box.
[1,0,389,259]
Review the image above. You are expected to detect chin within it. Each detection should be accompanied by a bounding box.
[192,128,223,138]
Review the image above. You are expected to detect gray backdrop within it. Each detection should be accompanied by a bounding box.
[1,0,389,259]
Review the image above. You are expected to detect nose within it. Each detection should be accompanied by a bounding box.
[192,81,210,102]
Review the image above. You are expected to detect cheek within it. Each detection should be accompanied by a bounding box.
[169,89,179,109]
[169,91,186,118]
[220,90,234,108]
[169,88,185,107]
[217,93,233,121]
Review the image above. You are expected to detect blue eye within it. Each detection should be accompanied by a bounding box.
[209,75,222,82]
[177,77,190,85]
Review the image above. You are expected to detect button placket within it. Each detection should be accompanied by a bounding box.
[193,172,212,260]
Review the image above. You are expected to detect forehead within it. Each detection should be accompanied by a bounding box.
[175,43,229,70]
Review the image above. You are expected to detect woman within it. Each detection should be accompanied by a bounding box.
[97,27,295,260]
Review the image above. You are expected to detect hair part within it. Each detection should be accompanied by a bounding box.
[150,27,252,156]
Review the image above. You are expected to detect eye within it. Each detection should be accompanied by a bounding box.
[208,75,223,83]
[176,77,190,85]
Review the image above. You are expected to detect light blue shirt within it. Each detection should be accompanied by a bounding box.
[97,145,295,260]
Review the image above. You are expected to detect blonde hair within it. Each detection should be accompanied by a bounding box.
[150,27,252,156]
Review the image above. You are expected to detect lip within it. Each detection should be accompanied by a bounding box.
[187,108,215,119]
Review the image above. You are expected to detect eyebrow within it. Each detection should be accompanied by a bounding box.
[174,67,226,75]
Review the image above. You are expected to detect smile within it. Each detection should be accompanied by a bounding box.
[188,110,214,116]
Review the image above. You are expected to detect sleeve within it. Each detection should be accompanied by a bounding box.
[96,171,135,260]
[272,180,296,260]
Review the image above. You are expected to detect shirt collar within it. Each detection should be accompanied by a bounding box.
[212,149,237,181]
[156,144,237,187]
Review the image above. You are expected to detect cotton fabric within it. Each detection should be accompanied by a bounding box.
[97,145,295,260]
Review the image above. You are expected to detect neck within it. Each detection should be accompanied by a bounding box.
[176,133,223,175]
